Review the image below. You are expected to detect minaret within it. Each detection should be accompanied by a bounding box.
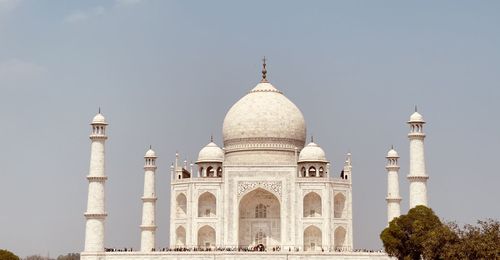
[386,147,402,223]
[407,108,429,208]
[140,147,158,252]
[84,112,108,252]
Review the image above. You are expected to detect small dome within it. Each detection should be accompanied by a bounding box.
[298,142,328,162]
[92,113,107,124]
[409,111,424,122]
[387,148,399,158]
[145,149,157,157]
[197,142,224,163]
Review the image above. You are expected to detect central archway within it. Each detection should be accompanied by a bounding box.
[238,188,280,249]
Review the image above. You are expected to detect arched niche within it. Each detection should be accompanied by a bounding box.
[198,192,216,217]
[197,225,216,249]
[334,193,346,218]
[334,226,347,250]
[176,193,187,218]
[303,225,322,251]
[175,226,186,247]
[303,192,322,217]
[238,188,280,249]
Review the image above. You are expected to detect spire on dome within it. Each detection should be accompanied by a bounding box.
[210,134,214,142]
[415,105,418,112]
[261,56,268,83]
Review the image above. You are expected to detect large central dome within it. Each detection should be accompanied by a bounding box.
[222,81,306,164]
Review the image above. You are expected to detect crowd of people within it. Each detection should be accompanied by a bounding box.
[103,246,384,253]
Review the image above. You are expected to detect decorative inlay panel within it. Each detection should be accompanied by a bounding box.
[237,181,282,198]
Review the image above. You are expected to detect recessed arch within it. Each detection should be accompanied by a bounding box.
[303,192,322,217]
[206,166,214,177]
[304,225,322,251]
[309,166,317,177]
[176,193,187,218]
[175,226,186,247]
[334,226,347,250]
[198,192,216,217]
[238,188,280,249]
[197,225,216,249]
[334,193,346,218]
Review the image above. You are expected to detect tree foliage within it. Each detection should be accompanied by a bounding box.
[0,249,20,260]
[381,206,500,260]
[56,253,79,260]
[380,205,442,260]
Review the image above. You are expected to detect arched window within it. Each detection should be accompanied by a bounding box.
[319,167,324,177]
[255,203,267,218]
[217,167,222,177]
[309,166,317,177]
[207,166,214,177]
[301,167,306,177]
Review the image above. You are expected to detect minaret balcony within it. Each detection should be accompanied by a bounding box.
[86,176,108,181]
[141,197,157,202]
[89,134,108,140]
[84,212,108,219]
[408,132,426,139]
[140,225,157,231]
[407,175,429,181]
[385,197,402,202]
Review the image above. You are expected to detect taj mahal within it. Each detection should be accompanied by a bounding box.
[81,61,429,260]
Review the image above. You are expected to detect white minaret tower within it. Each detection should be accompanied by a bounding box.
[407,108,429,208]
[140,147,158,252]
[84,111,108,252]
[386,146,402,223]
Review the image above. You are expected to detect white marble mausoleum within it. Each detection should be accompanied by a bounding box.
[81,61,429,260]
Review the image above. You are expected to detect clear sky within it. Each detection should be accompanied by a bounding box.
[1,0,499,257]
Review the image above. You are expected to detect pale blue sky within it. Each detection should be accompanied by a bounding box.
[1,0,499,257]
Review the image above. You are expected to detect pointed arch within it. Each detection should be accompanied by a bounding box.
[176,193,187,217]
[309,166,317,177]
[303,192,322,217]
[334,226,347,250]
[304,225,322,251]
[175,226,186,247]
[197,225,216,249]
[198,192,216,217]
[238,188,281,248]
[334,193,346,218]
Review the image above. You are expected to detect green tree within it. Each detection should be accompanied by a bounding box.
[0,249,20,260]
[454,219,500,259]
[380,205,443,260]
[56,253,80,260]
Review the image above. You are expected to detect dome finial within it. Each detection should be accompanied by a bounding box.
[261,56,268,83]
[98,107,101,114]
[415,105,418,112]
[210,134,213,142]
[149,144,152,149]
[311,135,314,143]
[391,144,394,149]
